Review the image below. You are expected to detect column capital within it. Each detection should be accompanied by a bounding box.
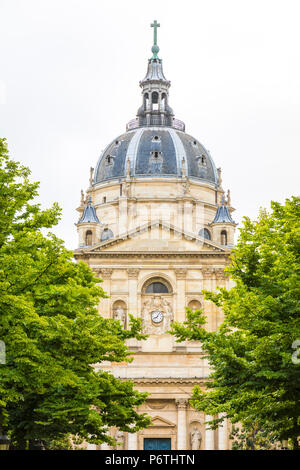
[175,269,187,280]
[175,398,189,409]
[202,268,213,279]
[97,268,113,280]
[215,268,226,280]
[127,268,140,279]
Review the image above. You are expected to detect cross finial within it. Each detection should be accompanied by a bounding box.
[151,20,160,59]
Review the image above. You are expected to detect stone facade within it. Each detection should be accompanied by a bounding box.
[74,25,236,450]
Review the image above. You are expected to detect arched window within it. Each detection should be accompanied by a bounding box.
[144,93,149,109]
[221,230,227,245]
[149,150,163,173]
[199,228,211,240]
[152,91,159,110]
[152,91,159,104]
[85,230,92,246]
[101,228,114,242]
[142,277,172,294]
[146,282,169,294]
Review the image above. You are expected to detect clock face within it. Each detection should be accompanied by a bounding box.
[151,310,164,324]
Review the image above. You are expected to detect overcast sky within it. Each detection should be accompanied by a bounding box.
[1,0,299,249]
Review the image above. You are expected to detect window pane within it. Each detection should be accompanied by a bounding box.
[146,282,168,294]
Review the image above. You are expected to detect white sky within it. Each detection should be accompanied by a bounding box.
[1,0,299,249]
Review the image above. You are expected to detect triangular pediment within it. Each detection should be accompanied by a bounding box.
[149,416,176,428]
[75,220,227,254]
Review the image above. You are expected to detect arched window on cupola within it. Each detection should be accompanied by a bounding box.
[152,91,159,110]
[85,230,92,246]
[161,93,167,111]
[106,155,113,165]
[144,93,149,109]
[199,228,211,240]
[221,230,227,246]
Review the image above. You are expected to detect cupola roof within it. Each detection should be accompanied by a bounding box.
[78,197,100,224]
[211,197,236,224]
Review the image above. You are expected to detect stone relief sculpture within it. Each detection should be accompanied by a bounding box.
[122,181,131,198]
[182,179,190,195]
[89,167,94,186]
[142,296,173,334]
[190,427,202,450]
[114,430,125,450]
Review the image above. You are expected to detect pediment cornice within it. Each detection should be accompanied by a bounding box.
[74,220,230,257]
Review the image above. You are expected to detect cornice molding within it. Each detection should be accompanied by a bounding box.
[123,378,206,384]
[74,251,230,260]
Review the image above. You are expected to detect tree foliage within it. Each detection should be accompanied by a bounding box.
[171,197,300,449]
[0,138,150,449]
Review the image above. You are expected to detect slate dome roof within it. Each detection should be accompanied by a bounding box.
[94,127,219,185]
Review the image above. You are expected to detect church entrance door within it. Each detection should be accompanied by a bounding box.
[143,438,171,450]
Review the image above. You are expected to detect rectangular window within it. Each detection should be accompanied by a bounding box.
[143,438,171,450]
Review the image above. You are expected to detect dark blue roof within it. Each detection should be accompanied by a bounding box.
[94,128,218,185]
[211,202,235,224]
[78,197,100,224]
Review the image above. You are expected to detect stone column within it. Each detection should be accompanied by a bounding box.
[97,269,113,317]
[127,432,138,450]
[183,201,193,233]
[118,196,128,235]
[175,269,187,323]
[202,269,215,331]
[218,413,227,450]
[205,415,214,450]
[127,269,140,317]
[176,398,188,450]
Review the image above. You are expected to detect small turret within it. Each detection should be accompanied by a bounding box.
[76,196,101,247]
[210,195,237,247]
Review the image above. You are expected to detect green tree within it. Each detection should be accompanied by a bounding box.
[171,197,300,449]
[229,421,279,450]
[0,138,150,449]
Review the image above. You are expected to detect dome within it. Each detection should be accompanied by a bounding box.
[94,127,218,185]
